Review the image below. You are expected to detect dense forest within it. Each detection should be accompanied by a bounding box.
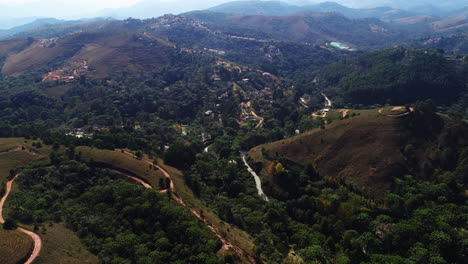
[305,48,468,115]
[8,160,223,264]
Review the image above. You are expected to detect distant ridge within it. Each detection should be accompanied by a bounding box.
[207,1,416,19]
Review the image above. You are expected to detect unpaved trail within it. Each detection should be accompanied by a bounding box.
[105,168,152,189]
[0,174,42,264]
[117,150,256,264]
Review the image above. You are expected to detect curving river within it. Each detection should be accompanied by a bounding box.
[241,154,269,202]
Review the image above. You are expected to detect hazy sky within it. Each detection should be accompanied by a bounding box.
[0,1,344,19]
[0,0,465,19]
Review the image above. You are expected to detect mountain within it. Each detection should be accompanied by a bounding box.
[188,11,412,48]
[0,29,175,77]
[208,1,416,19]
[0,17,41,30]
[0,17,112,39]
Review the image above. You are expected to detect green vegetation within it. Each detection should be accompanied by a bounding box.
[0,12,467,264]
[311,48,468,113]
[242,103,468,263]
[76,147,166,188]
[8,161,224,263]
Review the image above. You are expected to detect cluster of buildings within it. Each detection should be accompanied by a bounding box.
[65,128,93,139]
[43,60,90,82]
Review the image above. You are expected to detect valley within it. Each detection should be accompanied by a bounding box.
[0,1,467,264]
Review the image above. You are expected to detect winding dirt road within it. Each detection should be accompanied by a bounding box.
[0,149,255,264]
[117,150,256,264]
[0,175,42,264]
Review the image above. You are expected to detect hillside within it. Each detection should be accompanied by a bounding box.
[0,29,174,77]
[311,47,468,108]
[412,34,468,55]
[0,18,110,39]
[248,106,468,198]
[193,11,407,47]
[208,1,416,20]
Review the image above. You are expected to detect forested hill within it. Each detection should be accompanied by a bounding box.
[311,48,468,112]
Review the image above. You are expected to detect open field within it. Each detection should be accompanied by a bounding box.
[0,227,33,264]
[76,147,166,188]
[35,223,100,264]
[249,109,407,198]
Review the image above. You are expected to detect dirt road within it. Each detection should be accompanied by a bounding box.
[117,150,256,263]
[0,175,42,264]
[251,111,264,129]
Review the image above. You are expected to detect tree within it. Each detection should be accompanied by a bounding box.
[3,218,17,230]
[135,151,143,160]
[8,169,16,180]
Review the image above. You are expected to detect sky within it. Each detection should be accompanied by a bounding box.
[0,0,352,19]
[0,0,465,20]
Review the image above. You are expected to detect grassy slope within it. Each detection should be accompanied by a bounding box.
[35,223,100,264]
[249,109,407,198]
[0,227,34,264]
[76,147,166,188]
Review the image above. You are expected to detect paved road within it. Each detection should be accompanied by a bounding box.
[241,154,269,202]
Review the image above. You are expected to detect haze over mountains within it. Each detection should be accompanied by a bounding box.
[0,0,466,22]
[0,0,466,42]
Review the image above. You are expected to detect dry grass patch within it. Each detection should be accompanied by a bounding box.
[77,147,166,189]
[0,227,33,264]
[249,109,407,197]
[35,223,100,264]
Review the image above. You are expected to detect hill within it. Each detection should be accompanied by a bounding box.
[310,47,468,108]
[193,11,407,48]
[0,29,174,77]
[248,105,468,198]
[0,18,111,40]
[208,1,416,20]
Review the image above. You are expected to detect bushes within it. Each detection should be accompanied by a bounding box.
[9,162,222,263]
[3,218,17,230]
